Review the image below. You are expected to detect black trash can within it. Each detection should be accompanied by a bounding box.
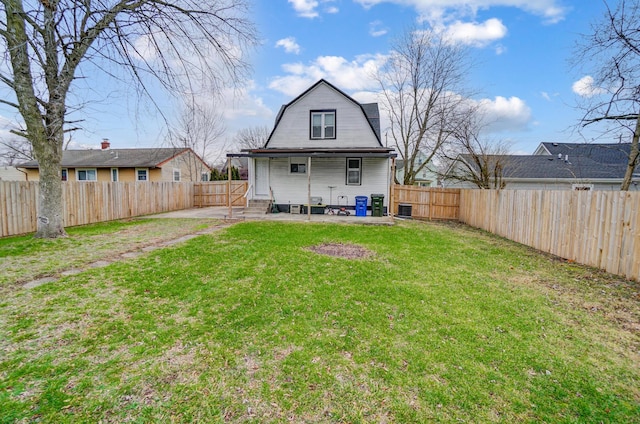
[398,203,412,217]
[370,194,385,217]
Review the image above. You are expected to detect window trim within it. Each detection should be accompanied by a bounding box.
[111,168,119,182]
[289,157,307,174]
[346,158,362,186]
[172,168,181,182]
[310,110,336,140]
[76,168,97,182]
[136,168,149,182]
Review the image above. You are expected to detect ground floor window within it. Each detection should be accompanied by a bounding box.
[136,168,149,181]
[290,158,307,174]
[346,158,361,185]
[77,168,97,181]
[61,168,68,181]
[111,168,118,182]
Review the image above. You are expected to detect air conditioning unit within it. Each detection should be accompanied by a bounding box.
[290,204,301,214]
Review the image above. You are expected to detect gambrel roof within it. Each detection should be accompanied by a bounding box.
[265,79,383,148]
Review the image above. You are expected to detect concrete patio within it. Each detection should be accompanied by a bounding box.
[148,206,395,225]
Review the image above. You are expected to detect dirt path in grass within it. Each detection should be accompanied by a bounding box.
[1,219,235,290]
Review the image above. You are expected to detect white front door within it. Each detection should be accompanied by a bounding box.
[255,158,269,197]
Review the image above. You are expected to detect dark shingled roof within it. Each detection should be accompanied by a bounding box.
[18,148,194,169]
[460,142,634,180]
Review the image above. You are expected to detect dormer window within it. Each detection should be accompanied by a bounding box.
[310,110,336,139]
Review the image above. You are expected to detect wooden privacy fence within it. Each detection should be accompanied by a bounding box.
[0,181,194,237]
[194,181,248,207]
[459,190,640,282]
[393,186,461,220]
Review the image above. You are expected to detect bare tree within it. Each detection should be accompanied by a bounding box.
[440,108,513,189]
[574,0,640,190]
[165,101,226,181]
[0,0,257,237]
[233,125,270,150]
[0,136,33,165]
[375,26,472,185]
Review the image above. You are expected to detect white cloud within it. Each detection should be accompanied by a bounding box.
[572,76,606,98]
[477,95,532,132]
[439,18,507,47]
[275,37,301,55]
[269,54,388,97]
[369,20,388,37]
[288,0,319,18]
[353,0,566,24]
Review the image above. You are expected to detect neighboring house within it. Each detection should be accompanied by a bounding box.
[228,79,396,212]
[444,142,639,190]
[0,166,27,181]
[395,151,439,187]
[18,140,211,182]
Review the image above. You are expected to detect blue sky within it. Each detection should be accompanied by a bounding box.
[0,0,616,158]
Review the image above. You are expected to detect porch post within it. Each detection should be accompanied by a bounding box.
[227,157,232,218]
[390,157,396,219]
[307,156,311,221]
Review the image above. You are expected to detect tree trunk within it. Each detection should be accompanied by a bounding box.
[620,116,640,191]
[34,140,66,238]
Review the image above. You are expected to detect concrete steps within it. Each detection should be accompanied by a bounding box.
[242,199,271,216]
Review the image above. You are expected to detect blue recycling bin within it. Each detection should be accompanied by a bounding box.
[355,196,368,217]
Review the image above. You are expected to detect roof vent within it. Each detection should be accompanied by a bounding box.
[557,153,562,159]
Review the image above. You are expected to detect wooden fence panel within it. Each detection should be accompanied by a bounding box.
[459,189,640,282]
[194,181,248,207]
[1,181,194,237]
[392,186,460,220]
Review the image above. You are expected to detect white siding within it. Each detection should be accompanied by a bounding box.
[268,83,379,149]
[269,157,390,206]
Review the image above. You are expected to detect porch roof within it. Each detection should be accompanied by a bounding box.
[227,148,397,159]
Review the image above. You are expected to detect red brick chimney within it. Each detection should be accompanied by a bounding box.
[101,138,110,150]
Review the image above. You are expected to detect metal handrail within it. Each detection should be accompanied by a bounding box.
[243,184,253,207]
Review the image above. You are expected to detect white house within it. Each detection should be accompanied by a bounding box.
[229,79,396,213]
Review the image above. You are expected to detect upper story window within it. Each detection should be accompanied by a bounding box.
[111,168,118,182]
[173,168,181,182]
[61,168,68,181]
[310,110,336,139]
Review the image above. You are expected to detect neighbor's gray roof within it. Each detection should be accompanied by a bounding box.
[537,142,632,165]
[459,152,630,180]
[18,148,201,169]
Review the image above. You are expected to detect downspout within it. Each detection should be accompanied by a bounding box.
[307,156,311,221]
[227,157,232,218]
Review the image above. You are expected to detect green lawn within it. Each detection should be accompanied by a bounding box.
[1,220,638,423]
